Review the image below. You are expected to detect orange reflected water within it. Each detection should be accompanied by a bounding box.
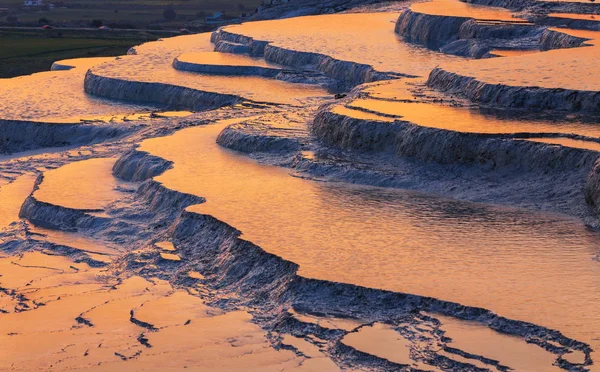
[0,174,37,229]
[489,49,542,57]
[549,13,600,21]
[410,0,521,21]
[223,13,460,76]
[0,58,150,122]
[346,99,600,140]
[440,29,600,90]
[34,158,128,211]
[525,137,600,152]
[176,52,283,69]
[139,120,600,357]
[93,33,328,106]
[434,314,563,371]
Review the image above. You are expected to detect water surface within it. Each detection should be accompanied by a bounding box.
[139,120,600,358]
[223,12,460,77]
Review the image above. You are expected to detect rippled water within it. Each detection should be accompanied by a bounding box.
[0,58,150,122]
[92,33,329,106]
[223,12,461,77]
[139,120,600,356]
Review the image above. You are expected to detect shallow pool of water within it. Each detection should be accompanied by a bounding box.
[34,158,128,211]
[139,120,600,360]
[0,59,151,122]
[524,137,600,151]
[410,0,521,21]
[439,29,600,91]
[176,52,284,69]
[346,98,600,141]
[434,314,562,371]
[92,33,329,106]
[222,12,461,77]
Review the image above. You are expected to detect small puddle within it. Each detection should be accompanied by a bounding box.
[160,252,182,261]
[155,241,176,252]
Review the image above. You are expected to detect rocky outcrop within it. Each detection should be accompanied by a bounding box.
[84,70,242,111]
[427,67,600,113]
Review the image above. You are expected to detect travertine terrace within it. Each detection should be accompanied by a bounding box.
[1,0,600,370]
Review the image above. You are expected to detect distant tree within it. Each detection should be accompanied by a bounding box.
[163,5,176,21]
[38,17,51,24]
[90,19,103,27]
[238,4,246,11]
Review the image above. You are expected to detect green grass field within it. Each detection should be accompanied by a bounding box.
[0,32,151,77]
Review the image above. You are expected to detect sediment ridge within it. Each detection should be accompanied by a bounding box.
[96,147,593,370]
[212,29,399,87]
[426,67,600,114]
[84,70,243,111]
[0,119,131,154]
[312,104,599,171]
